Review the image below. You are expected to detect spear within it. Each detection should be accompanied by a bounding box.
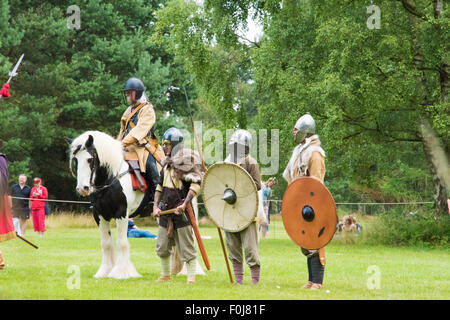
[182,86,234,284]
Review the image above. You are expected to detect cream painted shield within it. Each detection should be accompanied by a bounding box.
[201,162,258,232]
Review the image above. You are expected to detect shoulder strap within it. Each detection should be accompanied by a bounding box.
[124,102,148,130]
[168,168,185,204]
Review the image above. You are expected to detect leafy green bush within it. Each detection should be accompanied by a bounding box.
[363,209,450,247]
[380,160,434,202]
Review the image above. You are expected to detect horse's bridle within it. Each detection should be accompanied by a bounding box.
[92,170,130,193]
[70,144,129,194]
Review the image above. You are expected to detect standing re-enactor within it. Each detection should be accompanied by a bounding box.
[283,113,327,290]
[224,129,265,285]
[0,141,16,269]
[118,77,164,214]
[152,128,204,284]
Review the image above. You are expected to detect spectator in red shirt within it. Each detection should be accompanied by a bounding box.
[29,178,48,237]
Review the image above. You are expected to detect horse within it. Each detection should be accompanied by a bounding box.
[69,131,146,279]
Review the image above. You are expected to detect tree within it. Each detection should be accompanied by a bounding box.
[154,0,448,212]
[0,0,196,202]
[153,0,255,130]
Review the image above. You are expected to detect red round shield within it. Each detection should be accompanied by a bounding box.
[282,177,338,250]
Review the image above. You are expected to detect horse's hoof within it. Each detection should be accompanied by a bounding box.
[94,272,110,278]
[107,265,141,279]
[94,266,113,278]
[94,273,109,278]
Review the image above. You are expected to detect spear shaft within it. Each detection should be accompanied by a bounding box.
[183,86,234,284]
[15,233,39,249]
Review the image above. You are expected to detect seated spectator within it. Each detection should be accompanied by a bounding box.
[342,215,357,232]
[336,215,362,236]
[127,218,157,239]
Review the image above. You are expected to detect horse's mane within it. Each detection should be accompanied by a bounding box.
[71,131,124,177]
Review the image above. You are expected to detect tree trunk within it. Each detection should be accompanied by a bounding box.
[403,0,448,214]
[419,119,449,215]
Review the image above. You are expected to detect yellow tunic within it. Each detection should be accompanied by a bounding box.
[118,103,158,172]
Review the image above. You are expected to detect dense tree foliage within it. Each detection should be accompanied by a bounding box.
[0,0,195,202]
[154,0,449,212]
[0,0,448,213]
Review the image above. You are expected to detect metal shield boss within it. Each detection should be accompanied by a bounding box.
[282,177,338,249]
[201,162,259,232]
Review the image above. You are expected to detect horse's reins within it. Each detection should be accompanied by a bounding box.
[91,169,129,193]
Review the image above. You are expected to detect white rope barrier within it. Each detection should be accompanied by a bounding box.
[9,196,433,206]
[10,196,91,204]
[334,202,433,205]
[258,199,433,205]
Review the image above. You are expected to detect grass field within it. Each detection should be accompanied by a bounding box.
[0,214,449,300]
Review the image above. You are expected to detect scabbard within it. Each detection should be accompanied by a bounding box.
[144,141,162,165]
[186,203,210,270]
[126,117,163,165]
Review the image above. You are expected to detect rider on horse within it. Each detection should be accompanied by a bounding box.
[118,77,165,214]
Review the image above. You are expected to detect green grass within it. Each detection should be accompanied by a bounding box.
[0,217,449,300]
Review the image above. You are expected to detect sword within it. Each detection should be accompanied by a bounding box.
[7,54,25,83]
[0,54,24,101]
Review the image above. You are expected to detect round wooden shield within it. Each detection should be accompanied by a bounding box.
[282,177,338,250]
[201,162,259,232]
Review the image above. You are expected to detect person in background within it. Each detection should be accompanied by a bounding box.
[10,174,31,236]
[127,218,157,239]
[29,178,48,237]
[261,177,277,239]
[337,215,362,235]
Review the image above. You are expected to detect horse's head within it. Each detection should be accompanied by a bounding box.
[70,134,99,196]
[69,131,124,196]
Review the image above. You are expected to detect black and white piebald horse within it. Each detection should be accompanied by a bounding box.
[69,131,145,279]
